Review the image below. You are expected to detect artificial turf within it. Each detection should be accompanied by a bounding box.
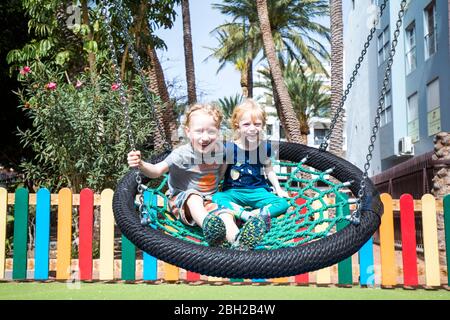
[0,282,449,300]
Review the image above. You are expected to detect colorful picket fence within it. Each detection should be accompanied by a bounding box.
[0,187,449,288]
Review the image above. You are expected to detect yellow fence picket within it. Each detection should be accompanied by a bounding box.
[99,189,115,280]
[164,263,179,282]
[421,194,440,287]
[314,198,331,285]
[0,188,7,279]
[379,193,396,287]
[56,188,73,280]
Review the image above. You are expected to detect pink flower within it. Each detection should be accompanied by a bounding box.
[75,80,83,89]
[45,82,57,90]
[111,83,120,91]
[20,66,31,75]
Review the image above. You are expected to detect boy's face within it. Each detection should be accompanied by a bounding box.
[237,111,263,145]
[185,111,220,154]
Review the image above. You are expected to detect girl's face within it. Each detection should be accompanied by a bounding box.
[185,111,220,154]
[237,111,264,145]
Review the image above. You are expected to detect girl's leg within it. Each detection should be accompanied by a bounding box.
[252,190,290,217]
[212,191,243,211]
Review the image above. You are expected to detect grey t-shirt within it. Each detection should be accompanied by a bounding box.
[164,143,225,197]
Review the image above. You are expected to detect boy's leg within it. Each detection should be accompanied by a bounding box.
[184,193,209,227]
[184,193,227,246]
[218,212,239,243]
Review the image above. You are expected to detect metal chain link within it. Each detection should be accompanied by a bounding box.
[102,1,147,216]
[102,1,136,151]
[350,0,408,224]
[111,0,172,153]
[320,0,389,152]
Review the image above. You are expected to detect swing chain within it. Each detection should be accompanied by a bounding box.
[102,1,136,152]
[102,1,146,214]
[111,0,172,153]
[320,0,389,152]
[350,0,408,225]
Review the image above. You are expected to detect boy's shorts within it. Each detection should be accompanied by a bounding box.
[168,189,219,226]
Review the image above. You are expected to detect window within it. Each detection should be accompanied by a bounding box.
[424,1,437,59]
[426,78,441,136]
[266,124,273,136]
[280,125,286,140]
[380,90,392,126]
[378,26,390,66]
[405,22,416,74]
[427,78,440,112]
[407,93,419,142]
[313,129,329,146]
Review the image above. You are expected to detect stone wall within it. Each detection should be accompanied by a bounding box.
[431,132,450,265]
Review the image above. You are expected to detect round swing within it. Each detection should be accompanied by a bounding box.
[107,0,407,278]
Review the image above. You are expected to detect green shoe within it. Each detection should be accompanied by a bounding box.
[202,212,226,247]
[232,216,266,251]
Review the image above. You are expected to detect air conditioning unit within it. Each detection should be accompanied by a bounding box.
[398,136,414,156]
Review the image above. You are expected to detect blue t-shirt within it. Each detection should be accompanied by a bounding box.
[222,141,273,191]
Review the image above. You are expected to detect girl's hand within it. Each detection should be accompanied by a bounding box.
[127,150,142,169]
[276,189,289,198]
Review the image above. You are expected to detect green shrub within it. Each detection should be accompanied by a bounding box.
[15,62,159,192]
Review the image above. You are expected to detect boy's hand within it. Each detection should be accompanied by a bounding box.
[276,189,289,198]
[127,150,142,169]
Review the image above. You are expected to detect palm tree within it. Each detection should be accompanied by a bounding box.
[211,0,330,75]
[329,0,344,157]
[131,1,178,149]
[256,0,302,143]
[211,0,330,143]
[217,94,243,123]
[257,60,331,143]
[207,23,256,97]
[181,0,197,104]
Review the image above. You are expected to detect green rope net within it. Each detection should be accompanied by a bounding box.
[139,158,355,250]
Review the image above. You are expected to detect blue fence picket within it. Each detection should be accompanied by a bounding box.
[34,188,51,280]
[359,237,375,286]
[142,191,158,281]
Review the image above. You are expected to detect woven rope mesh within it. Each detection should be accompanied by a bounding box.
[140,159,355,250]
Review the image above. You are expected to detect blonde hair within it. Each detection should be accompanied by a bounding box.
[184,103,223,129]
[230,99,267,138]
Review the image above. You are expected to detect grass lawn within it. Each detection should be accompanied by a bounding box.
[0,282,449,300]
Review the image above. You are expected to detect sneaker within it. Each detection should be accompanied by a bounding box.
[232,216,266,251]
[202,211,226,247]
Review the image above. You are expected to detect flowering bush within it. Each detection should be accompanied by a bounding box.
[16,62,160,192]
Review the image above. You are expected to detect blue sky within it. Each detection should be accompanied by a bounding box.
[155,0,241,103]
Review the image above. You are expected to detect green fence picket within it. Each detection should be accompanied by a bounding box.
[337,193,352,286]
[12,188,29,280]
[121,235,136,281]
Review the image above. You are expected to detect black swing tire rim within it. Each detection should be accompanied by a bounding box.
[113,141,383,279]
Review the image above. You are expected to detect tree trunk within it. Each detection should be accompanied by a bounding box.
[329,0,345,157]
[240,64,249,98]
[256,0,303,144]
[147,46,178,147]
[81,0,96,80]
[134,1,177,150]
[247,55,253,98]
[181,0,197,104]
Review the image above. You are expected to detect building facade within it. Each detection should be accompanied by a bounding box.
[344,0,450,176]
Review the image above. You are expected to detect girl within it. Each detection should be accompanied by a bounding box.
[127,103,264,250]
[213,99,290,233]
